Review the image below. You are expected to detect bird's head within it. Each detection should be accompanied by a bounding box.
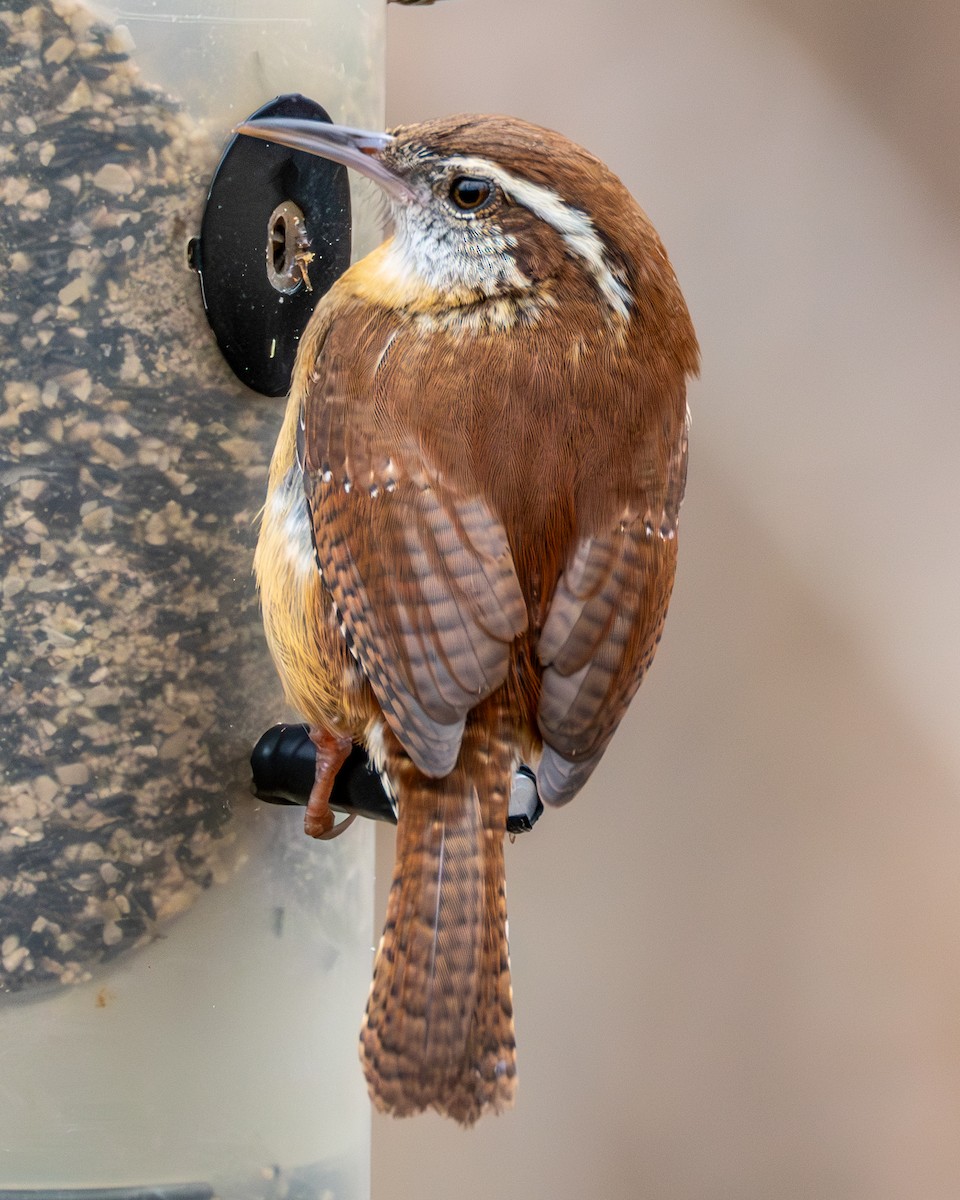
[237,112,696,357]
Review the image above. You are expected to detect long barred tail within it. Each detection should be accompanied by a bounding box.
[359,715,517,1125]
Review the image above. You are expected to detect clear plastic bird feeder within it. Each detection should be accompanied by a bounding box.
[0,1,383,1194]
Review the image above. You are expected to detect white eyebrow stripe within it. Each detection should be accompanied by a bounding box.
[447,155,632,320]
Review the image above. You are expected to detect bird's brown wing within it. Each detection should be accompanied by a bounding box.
[535,412,689,805]
[299,309,528,777]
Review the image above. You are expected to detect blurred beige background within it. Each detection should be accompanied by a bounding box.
[371,1,960,1198]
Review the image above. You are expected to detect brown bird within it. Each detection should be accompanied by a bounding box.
[242,112,699,1124]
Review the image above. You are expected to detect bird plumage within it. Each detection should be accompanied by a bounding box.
[250,113,698,1122]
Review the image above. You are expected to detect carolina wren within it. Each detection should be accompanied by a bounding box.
[240,113,699,1124]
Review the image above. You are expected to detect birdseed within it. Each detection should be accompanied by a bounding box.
[0,0,294,994]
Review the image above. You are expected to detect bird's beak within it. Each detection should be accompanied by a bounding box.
[234,118,415,205]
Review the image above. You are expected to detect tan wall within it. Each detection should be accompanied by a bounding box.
[372,3,960,1196]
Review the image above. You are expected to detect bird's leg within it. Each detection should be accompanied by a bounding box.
[305,727,355,840]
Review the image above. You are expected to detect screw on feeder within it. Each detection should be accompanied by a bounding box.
[190,94,351,397]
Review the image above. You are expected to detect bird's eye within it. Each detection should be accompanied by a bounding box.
[448,175,494,212]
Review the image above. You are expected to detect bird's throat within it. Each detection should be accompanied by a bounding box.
[340,238,548,333]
